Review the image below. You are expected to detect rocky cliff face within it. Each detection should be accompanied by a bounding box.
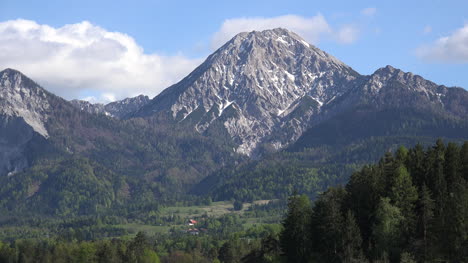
[71,95,150,119]
[135,28,360,155]
[0,69,51,175]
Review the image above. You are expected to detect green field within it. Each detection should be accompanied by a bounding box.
[117,200,280,237]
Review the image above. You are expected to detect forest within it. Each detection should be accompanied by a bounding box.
[0,140,466,262]
[280,140,468,263]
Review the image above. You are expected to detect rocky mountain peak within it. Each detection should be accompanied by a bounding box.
[0,68,50,138]
[364,65,440,96]
[112,29,468,157]
[137,29,360,155]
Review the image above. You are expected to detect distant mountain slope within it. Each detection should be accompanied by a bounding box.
[291,65,468,152]
[0,69,238,215]
[70,95,150,119]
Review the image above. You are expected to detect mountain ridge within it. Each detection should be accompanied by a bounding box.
[131,28,467,156]
[133,28,362,155]
[0,28,468,217]
[70,95,150,119]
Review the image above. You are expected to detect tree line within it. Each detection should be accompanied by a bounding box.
[279,140,468,263]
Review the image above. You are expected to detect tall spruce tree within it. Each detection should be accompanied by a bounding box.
[461,142,468,182]
[390,165,418,245]
[444,142,461,191]
[341,210,366,263]
[280,194,312,263]
[407,143,426,188]
[310,187,347,262]
[373,197,403,262]
[417,184,434,261]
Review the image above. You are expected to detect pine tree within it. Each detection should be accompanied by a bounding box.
[310,187,347,262]
[395,146,409,165]
[407,143,426,188]
[426,139,447,254]
[444,142,461,191]
[390,165,418,244]
[345,166,382,246]
[380,152,396,194]
[418,184,434,261]
[218,240,235,263]
[280,194,312,263]
[461,142,468,182]
[443,177,468,261]
[341,210,366,263]
[373,197,403,262]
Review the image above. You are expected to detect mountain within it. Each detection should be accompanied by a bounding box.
[70,95,150,119]
[134,28,360,155]
[1,28,468,215]
[0,68,54,176]
[291,65,468,153]
[0,68,237,215]
[134,28,468,157]
[194,64,468,201]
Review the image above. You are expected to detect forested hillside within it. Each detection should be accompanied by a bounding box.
[0,140,465,263]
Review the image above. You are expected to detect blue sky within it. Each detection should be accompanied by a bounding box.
[1,0,467,102]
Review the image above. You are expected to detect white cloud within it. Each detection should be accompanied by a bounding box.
[0,19,201,102]
[416,24,468,63]
[0,17,364,103]
[211,14,359,49]
[361,7,377,17]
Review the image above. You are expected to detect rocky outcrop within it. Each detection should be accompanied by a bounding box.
[0,69,51,175]
[71,95,150,119]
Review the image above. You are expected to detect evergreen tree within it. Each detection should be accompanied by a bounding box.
[461,142,468,182]
[417,184,434,261]
[407,143,426,188]
[390,165,418,244]
[426,139,447,254]
[372,197,403,262]
[310,187,347,262]
[128,232,151,263]
[380,152,396,194]
[395,146,408,165]
[280,194,312,263]
[444,142,461,191]
[218,240,236,263]
[346,165,384,250]
[443,177,468,261]
[341,210,366,263]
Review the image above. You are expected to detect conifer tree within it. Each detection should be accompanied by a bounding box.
[373,197,403,262]
[461,142,468,182]
[418,184,434,261]
[310,187,347,262]
[444,142,461,191]
[341,210,366,263]
[390,165,418,243]
[407,143,426,187]
[280,194,312,263]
